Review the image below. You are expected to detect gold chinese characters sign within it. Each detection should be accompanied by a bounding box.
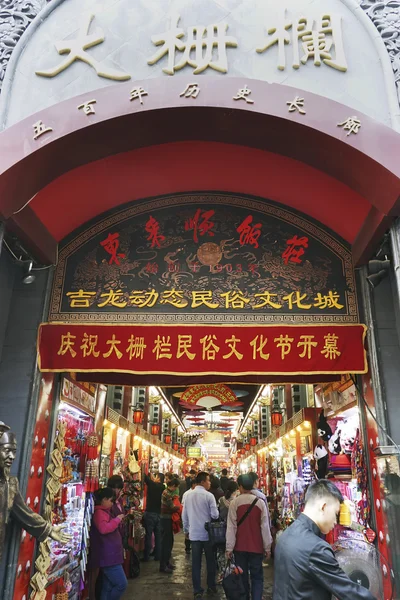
[34,11,347,81]
[37,323,367,377]
[49,193,357,325]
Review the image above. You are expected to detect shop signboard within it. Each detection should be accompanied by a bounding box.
[61,377,96,414]
[38,322,367,376]
[49,193,358,325]
[187,447,202,458]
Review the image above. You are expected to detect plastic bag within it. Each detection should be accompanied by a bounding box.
[222,557,246,600]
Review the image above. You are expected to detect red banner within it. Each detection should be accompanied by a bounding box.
[38,323,367,377]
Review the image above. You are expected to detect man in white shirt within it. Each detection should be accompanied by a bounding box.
[182,471,219,599]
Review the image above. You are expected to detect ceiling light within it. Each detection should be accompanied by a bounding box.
[22,260,35,284]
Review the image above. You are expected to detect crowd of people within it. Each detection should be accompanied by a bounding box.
[89,470,378,600]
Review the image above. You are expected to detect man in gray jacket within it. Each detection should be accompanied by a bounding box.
[273,480,377,600]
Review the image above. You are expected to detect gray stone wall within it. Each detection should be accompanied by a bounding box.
[0,248,50,598]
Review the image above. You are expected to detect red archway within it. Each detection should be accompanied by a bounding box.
[1,77,400,263]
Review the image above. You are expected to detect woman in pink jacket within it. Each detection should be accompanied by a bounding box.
[91,487,127,600]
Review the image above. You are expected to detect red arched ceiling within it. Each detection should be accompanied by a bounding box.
[32,141,369,245]
[2,77,400,264]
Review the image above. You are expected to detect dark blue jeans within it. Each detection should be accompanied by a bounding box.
[160,517,174,569]
[234,551,263,600]
[143,511,161,560]
[100,565,127,600]
[191,540,216,595]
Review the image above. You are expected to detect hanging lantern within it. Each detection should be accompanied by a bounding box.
[250,437,257,446]
[151,424,160,436]
[173,442,179,451]
[133,409,144,424]
[179,447,186,455]
[164,434,171,444]
[245,443,250,451]
[271,411,283,427]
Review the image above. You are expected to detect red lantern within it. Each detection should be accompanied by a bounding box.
[133,409,144,424]
[271,411,283,427]
[151,424,160,436]
[173,443,179,451]
[164,434,171,444]
[179,447,186,455]
[250,437,257,446]
[245,443,250,451]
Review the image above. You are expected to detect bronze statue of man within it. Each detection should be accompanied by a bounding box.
[0,421,70,561]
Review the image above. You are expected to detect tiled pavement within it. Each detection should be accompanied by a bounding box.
[126,533,274,599]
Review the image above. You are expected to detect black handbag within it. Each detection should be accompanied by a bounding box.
[222,557,247,600]
[205,520,227,546]
[206,496,258,546]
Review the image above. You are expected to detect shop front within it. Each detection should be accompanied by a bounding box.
[1,1,400,599]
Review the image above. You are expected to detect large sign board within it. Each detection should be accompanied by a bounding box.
[49,193,358,324]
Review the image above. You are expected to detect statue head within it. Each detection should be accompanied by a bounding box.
[0,426,17,473]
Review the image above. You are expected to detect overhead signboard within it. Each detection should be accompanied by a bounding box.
[49,193,358,325]
[187,447,202,458]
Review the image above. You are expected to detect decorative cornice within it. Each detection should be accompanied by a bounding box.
[361,0,400,101]
[0,1,48,92]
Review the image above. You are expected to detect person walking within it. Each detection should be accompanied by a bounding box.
[142,472,165,562]
[182,471,219,598]
[209,476,224,503]
[220,468,230,493]
[226,474,272,600]
[160,476,181,574]
[90,487,127,600]
[182,478,196,554]
[273,479,377,600]
[218,480,239,521]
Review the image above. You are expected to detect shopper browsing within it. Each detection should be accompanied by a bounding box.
[91,487,127,600]
[182,471,219,598]
[273,479,377,600]
[226,474,271,600]
[107,475,125,517]
[160,476,181,573]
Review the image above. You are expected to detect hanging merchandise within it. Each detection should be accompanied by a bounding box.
[314,443,329,479]
[30,379,98,599]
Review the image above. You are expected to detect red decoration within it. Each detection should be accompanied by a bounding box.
[282,235,309,265]
[133,409,144,424]
[250,437,257,446]
[184,208,215,243]
[100,232,126,265]
[237,215,262,248]
[271,411,283,427]
[145,215,165,248]
[173,443,179,451]
[245,443,250,451]
[164,434,171,444]
[179,447,186,455]
[151,424,160,436]
[38,323,368,377]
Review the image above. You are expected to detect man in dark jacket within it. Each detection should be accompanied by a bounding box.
[273,479,377,600]
[142,472,165,562]
[220,468,229,493]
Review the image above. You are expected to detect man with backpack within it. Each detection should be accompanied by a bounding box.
[226,474,272,600]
